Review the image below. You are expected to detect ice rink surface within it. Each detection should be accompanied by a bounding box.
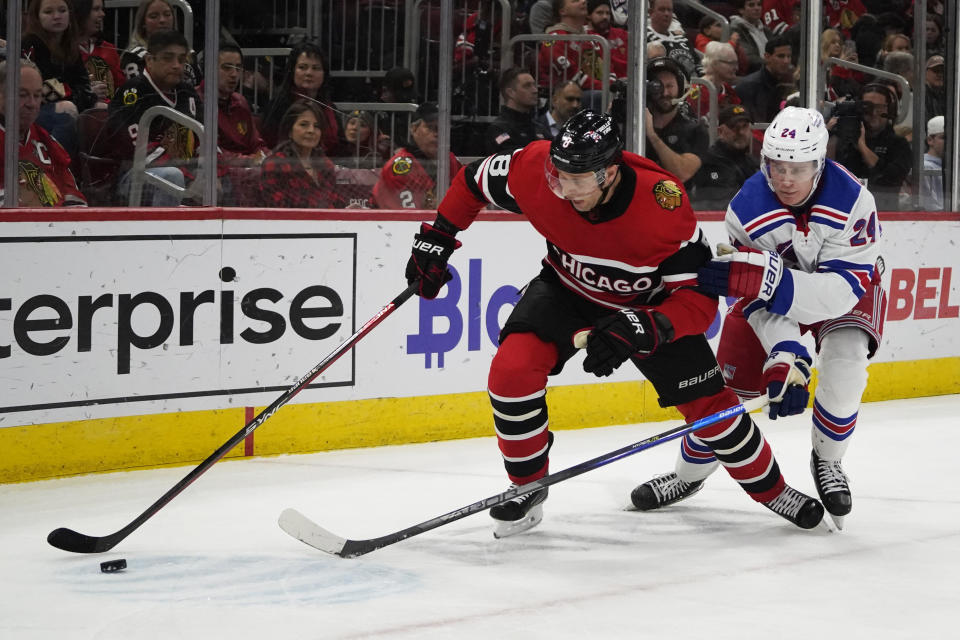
[2,395,958,639]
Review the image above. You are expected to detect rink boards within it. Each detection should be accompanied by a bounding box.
[1,208,958,482]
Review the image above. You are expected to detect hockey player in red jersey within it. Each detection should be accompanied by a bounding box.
[634,106,884,530]
[404,110,824,537]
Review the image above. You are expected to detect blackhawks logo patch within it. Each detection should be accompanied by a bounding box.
[392,156,412,175]
[122,88,138,105]
[653,179,682,211]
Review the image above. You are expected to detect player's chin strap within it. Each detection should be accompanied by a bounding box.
[596,164,621,206]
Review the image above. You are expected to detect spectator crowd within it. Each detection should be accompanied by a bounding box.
[0,0,951,211]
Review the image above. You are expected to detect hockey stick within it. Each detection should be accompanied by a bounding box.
[279,395,770,558]
[47,281,420,554]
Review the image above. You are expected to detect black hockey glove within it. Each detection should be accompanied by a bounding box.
[582,309,673,377]
[405,222,462,299]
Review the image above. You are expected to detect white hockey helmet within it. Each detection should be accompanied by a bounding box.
[761,106,829,205]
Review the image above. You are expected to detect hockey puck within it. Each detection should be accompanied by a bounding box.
[100,559,127,573]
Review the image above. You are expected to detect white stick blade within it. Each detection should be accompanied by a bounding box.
[278,508,347,555]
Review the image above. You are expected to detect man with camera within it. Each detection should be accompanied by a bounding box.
[829,83,911,211]
[643,56,707,187]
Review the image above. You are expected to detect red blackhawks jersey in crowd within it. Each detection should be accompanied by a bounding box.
[538,24,608,90]
[98,71,201,179]
[79,38,125,101]
[763,0,866,36]
[589,25,629,79]
[373,143,463,209]
[0,123,86,207]
[437,142,717,341]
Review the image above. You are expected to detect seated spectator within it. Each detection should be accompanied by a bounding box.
[821,28,862,101]
[924,55,946,122]
[527,0,554,34]
[486,67,550,154]
[377,66,420,147]
[735,34,793,123]
[76,0,124,104]
[260,101,344,209]
[690,104,758,210]
[875,32,910,67]
[98,29,201,206]
[730,0,771,75]
[21,0,99,155]
[925,13,945,58]
[539,0,608,108]
[695,14,744,67]
[261,42,339,154]
[829,83,911,211]
[203,43,268,207]
[586,0,627,81]
[646,0,702,80]
[335,110,388,170]
[688,41,742,120]
[373,103,463,209]
[536,80,582,138]
[0,59,86,206]
[121,0,198,85]
[919,115,944,211]
[334,110,385,208]
[453,3,500,75]
[759,0,798,36]
[644,56,707,187]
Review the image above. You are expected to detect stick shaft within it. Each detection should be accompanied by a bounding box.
[48,282,419,554]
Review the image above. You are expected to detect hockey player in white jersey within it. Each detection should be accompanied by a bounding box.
[632,107,886,529]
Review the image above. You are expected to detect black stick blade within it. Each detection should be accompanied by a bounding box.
[47,527,118,554]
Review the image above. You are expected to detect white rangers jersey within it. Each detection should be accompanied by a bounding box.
[726,160,881,351]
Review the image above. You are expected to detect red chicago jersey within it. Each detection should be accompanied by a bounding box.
[0,123,86,207]
[764,0,864,35]
[373,147,463,209]
[80,38,125,100]
[590,25,629,80]
[438,142,717,340]
[538,25,607,90]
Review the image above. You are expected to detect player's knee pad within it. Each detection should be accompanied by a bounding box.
[816,328,869,416]
[488,332,557,397]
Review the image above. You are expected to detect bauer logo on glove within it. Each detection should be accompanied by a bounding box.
[698,243,783,303]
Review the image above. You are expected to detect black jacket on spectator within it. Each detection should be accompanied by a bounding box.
[691,140,759,210]
[734,66,782,123]
[97,71,201,177]
[644,109,709,190]
[21,34,97,112]
[833,124,911,211]
[485,105,551,154]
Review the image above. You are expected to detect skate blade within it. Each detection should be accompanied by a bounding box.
[827,512,845,531]
[493,505,543,539]
[819,512,845,532]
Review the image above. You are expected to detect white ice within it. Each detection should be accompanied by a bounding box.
[2,395,958,639]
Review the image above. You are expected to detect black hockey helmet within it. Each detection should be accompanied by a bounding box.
[548,109,622,174]
[646,55,687,94]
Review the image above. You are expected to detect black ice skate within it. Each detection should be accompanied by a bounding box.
[762,486,824,529]
[490,485,548,538]
[630,473,704,511]
[811,450,852,530]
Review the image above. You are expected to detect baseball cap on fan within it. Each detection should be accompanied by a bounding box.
[383,67,418,102]
[414,102,438,124]
[719,104,751,127]
[926,55,945,70]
